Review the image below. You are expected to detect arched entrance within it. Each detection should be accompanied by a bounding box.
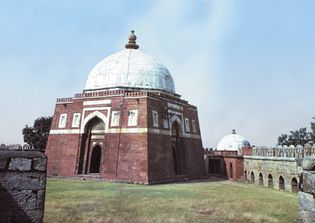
[251,171,255,184]
[279,176,285,190]
[268,174,273,188]
[244,170,247,182]
[291,177,298,192]
[78,117,105,174]
[171,121,187,175]
[259,173,263,186]
[229,162,233,179]
[90,145,101,173]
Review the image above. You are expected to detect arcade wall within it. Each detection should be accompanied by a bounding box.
[244,156,302,192]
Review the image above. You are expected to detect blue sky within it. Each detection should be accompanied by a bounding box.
[0,0,314,148]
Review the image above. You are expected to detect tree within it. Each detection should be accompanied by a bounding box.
[22,116,52,150]
[277,127,312,146]
[277,134,289,146]
[311,117,315,142]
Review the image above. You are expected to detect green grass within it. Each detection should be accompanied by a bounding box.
[44,178,298,223]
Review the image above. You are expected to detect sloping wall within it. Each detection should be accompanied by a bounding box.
[0,148,47,223]
[298,157,315,223]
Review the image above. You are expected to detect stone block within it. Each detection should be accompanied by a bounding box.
[33,158,46,171]
[36,190,45,210]
[26,209,44,223]
[12,190,37,210]
[298,192,315,212]
[9,158,32,171]
[0,157,8,171]
[299,210,315,223]
[303,171,315,195]
[0,150,46,223]
[0,172,46,190]
[302,156,315,171]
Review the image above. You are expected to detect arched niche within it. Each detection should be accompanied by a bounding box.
[78,116,105,174]
[171,121,187,175]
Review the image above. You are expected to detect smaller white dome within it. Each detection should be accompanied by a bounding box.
[217,129,250,153]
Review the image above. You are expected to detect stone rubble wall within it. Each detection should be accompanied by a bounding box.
[244,156,301,191]
[298,156,315,223]
[0,149,47,223]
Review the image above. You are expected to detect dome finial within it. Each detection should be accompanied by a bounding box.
[232,129,236,134]
[125,30,139,49]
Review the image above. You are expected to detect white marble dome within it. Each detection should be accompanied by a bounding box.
[85,31,175,93]
[217,130,250,152]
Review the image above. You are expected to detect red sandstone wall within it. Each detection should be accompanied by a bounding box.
[46,89,205,184]
[241,146,253,156]
[46,134,79,176]
[223,157,244,181]
[147,96,206,183]
[106,97,149,183]
[147,134,173,181]
[147,135,206,183]
[102,133,148,183]
[46,99,83,176]
[50,100,83,130]
[182,137,207,177]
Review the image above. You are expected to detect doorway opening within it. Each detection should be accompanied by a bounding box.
[171,121,187,175]
[90,145,101,173]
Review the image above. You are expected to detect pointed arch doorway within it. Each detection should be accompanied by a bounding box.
[171,121,187,176]
[78,116,105,174]
[90,145,101,173]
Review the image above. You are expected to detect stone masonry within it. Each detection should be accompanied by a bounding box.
[244,156,302,192]
[0,148,47,223]
[298,156,315,223]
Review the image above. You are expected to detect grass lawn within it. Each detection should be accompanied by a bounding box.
[44,177,298,223]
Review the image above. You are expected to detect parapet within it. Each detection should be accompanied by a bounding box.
[251,145,315,158]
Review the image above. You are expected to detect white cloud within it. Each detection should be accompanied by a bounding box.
[2,0,313,148]
[127,0,237,147]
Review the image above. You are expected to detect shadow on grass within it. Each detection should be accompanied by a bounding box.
[48,174,228,186]
[45,177,298,223]
[155,175,228,185]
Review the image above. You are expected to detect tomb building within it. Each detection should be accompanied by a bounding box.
[45,31,206,184]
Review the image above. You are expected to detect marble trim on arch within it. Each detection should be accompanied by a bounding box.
[49,129,80,134]
[83,99,111,106]
[49,127,201,139]
[167,102,183,111]
[168,113,185,136]
[80,107,111,133]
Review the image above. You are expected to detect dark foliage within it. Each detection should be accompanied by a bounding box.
[311,117,315,142]
[277,127,312,146]
[22,116,52,150]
